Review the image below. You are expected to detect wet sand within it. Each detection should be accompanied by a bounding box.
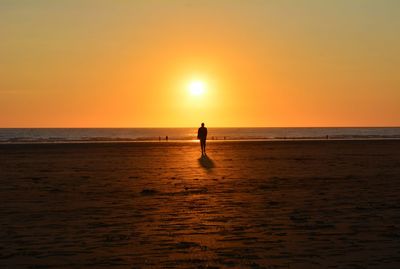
[1,140,400,268]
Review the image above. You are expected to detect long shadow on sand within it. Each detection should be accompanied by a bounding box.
[198,154,215,171]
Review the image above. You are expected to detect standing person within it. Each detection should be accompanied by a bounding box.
[197,123,208,155]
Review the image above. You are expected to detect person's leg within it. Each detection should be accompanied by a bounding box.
[200,140,204,154]
[202,139,206,154]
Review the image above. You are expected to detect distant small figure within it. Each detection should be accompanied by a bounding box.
[224,136,226,140]
[197,123,208,155]
[159,136,161,141]
[326,135,329,139]
[166,136,168,141]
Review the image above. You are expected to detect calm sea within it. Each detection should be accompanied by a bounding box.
[0,128,399,143]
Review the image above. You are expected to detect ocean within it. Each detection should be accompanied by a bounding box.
[0,127,399,143]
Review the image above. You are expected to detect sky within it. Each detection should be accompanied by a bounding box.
[1,0,399,127]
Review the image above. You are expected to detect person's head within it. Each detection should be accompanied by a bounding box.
[201,123,205,127]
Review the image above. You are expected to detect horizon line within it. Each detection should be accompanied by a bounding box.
[1,126,400,129]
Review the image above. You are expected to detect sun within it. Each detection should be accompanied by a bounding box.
[188,81,205,96]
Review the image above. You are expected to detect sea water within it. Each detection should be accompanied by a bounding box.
[0,127,399,143]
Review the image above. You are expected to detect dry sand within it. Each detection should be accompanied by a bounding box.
[1,140,400,268]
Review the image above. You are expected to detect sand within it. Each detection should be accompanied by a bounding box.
[1,140,400,268]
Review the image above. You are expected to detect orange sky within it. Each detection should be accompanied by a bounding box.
[1,1,399,127]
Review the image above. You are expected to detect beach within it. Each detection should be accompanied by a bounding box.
[1,140,400,268]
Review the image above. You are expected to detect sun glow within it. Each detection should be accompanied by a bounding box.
[188,81,205,96]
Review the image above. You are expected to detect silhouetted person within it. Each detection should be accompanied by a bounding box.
[166,135,168,141]
[197,123,208,155]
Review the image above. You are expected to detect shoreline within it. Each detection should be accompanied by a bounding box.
[1,137,400,145]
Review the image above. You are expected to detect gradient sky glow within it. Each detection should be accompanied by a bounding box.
[1,0,399,127]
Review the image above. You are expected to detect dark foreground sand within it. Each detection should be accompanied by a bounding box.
[1,140,400,268]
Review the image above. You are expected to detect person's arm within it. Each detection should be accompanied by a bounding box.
[197,128,200,139]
